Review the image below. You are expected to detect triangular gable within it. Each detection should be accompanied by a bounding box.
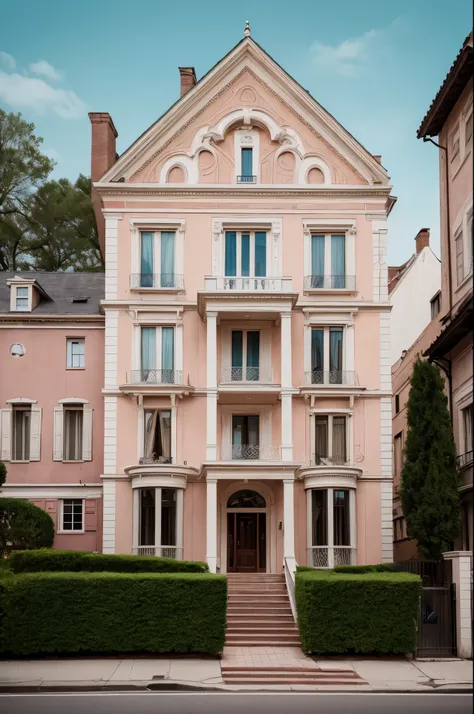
[100,36,389,186]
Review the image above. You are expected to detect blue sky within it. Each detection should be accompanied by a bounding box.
[0,0,471,264]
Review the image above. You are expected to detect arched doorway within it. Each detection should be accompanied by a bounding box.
[227,489,267,573]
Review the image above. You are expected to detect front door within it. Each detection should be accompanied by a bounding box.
[227,512,266,572]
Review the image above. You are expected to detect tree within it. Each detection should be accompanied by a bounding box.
[0,498,54,556]
[400,359,461,560]
[0,461,6,488]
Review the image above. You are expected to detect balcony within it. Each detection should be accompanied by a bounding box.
[132,546,183,559]
[457,450,473,469]
[219,366,273,384]
[237,175,257,183]
[204,276,292,292]
[221,444,281,461]
[304,370,358,386]
[307,545,355,568]
[130,369,183,385]
[130,273,185,292]
[304,275,356,292]
[139,455,172,465]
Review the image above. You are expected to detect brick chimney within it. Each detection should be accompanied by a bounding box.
[89,112,118,256]
[179,67,197,97]
[415,228,430,254]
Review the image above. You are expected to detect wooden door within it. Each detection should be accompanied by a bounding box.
[235,513,258,571]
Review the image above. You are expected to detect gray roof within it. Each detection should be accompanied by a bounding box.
[0,272,105,315]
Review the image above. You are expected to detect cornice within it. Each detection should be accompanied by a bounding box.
[0,314,104,324]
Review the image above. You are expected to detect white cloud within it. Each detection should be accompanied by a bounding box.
[0,69,85,119]
[29,59,63,82]
[0,51,16,70]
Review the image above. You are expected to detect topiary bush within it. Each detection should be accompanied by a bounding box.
[8,549,208,574]
[0,571,227,656]
[296,569,421,655]
[0,499,54,557]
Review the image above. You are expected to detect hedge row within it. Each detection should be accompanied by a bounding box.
[296,563,394,574]
[8,549,208,574]
[295,569,421,655]
[0,571,227,656]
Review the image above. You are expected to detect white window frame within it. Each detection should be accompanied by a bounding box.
[224,230,270,279]
[234,129,259,183]
[15,286,30,312]
[59,498,85,534]
[310,326,346,373]
[129,219,185,289]
[132,485,184,558]
[63,406,84,461]
[67,338,85,369]
[306,486,356,568]
[312,413,349,465]
[309,233,347,280]
[53,399,92,462]
[303,220,356,290]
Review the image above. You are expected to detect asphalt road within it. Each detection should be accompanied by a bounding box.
[0,693,472,714]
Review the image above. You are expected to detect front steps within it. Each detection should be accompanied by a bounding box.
[221,665,368,687]
[226,573,300,647]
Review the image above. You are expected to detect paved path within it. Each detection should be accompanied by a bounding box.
[0,692,472,714]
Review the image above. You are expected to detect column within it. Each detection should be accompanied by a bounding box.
[281,311,293,461]
[283,479,295,560]
[154,487,162,557]
[280,311,292,388]
[349,489,357,565]
[132,488,140,554]
[443,551,473,658]
[327,487,334,568]
[206,479,218,573]
[176,489,184,561]
[170,394,177,464]
[206,311,218,460]
[306,488,312,566]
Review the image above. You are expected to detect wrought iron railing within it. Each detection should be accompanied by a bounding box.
[130,273,185,290]
[284,556,298,622]
[220,366,272,383]
[132,546,183,559]
[304,275,356,290]
[307,546,355,568]
[304,370,358,386]
[457,450,473,469]
[237,175,257,183]
[204,276,292,291]
[222,444,281,461]
[129,369,183,385]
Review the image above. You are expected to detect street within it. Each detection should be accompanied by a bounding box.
[0,693,471,714]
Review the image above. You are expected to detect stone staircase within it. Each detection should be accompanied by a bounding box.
[221,664,368,687]
[226,573,300,647]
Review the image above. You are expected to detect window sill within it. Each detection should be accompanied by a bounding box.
[303,287,357,295]
[62,460,86,464]
[130,286,184,294]
[66,367,85,371]
[10,460,30,464]
[57,530,85,535]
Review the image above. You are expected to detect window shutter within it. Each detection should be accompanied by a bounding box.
[53,407,64,461]
[29,407,42,461]
[82,408,93,461]
[0,409,12,461]
[85,499,97,531]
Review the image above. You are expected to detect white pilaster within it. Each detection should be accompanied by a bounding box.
[444,551,473,659]
[132,488,140,550]
[176,488,184,559]
[154,487,162,555]
[206,312,218,460]
[206,478,218,573]
[371,217,388,302]
[281,394,293,461]
[306,488,312,564]
[327,488,334,568]
[283,479,295,560]
[280,311,292,389]
[102,479,116,553]
[170,394,177,464]
[105,215,121,300]
[104,311,119,389]
[381,479,393,563]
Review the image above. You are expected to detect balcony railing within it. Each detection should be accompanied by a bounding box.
[129,369,183,385]
[204,276,292,291]
[304,370,358,386]
[304,275,356,291]
[237,175,257,183]
[220,366,273,383]
[130,273,185,290]
[221,444,281,461]
[457,450,473,469]
[138,455,172,465]
[132,546,183,559]
[307,546,355,568]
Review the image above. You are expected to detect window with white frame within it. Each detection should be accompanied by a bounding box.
[139,230,177,288]
[308,234,346,288]
[455,227,464,284]
[53,402,92,462]
[0,402,41,462]
[308,488,354,567]
[135,487,182,558]
[12,406,31,461]
[66,338,85,369]
[310,327,344,384]
[61,499,84,531]
[143,410,172,463]
[63,407,84,461]
[224,230,267,285]
[15,286,29,312]
[140,326,176,383]
[314,415,347,465]
[235,131,258,183]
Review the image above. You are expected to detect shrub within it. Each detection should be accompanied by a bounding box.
[333,563,394,574]
[0,499,54,557]
[8,549,208,574]
[0,461,6,488]
[0,571,227,656]
[296,569,421,655]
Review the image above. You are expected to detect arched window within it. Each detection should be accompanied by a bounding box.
[227,489,266,508]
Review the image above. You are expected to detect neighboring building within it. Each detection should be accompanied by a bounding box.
[389,228,441,365]
[418,31,473,552]
[0,272,105,551]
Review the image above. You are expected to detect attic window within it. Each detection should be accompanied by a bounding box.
[71,297,90,304]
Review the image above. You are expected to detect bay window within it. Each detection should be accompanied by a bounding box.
[308,487,355,567]
[133,486,183,559]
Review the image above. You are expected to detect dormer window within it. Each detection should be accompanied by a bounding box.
[7,276,48,313]
[15,287,29,312]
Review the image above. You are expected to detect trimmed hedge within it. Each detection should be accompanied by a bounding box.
[296,563,394,574]
[0,571,227,656]
[8,549,208,574]
[296,569,421,655]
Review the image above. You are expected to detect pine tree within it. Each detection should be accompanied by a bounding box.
[400,359,461,560]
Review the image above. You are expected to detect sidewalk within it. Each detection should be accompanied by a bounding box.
[0,651,472,693]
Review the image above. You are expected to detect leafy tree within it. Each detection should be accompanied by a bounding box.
[0,498,54,557]
[0,461,6,488]
[400,359,461,560]
[0,212,32,271]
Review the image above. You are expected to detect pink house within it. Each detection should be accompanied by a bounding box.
[0,28,395,572]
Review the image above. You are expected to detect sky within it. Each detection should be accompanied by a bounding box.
[0,0,472,264]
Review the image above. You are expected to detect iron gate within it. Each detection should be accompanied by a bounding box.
[417,585,456,657]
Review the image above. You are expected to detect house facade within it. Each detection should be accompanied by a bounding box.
[91,29,394,572]
[417,31,473,552]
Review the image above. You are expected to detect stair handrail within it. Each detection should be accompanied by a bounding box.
[284,556,298,622]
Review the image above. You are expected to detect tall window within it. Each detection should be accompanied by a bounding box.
[394,432,404,477]
[63,407,83,461]
[240,148,253,181]
[67,338,85,369]
[231,330,260,381]
[309,488,353,567]
[143,410,171,463]
[314,415,347,464]
[15,286,29,311]
[140,326,175,383]
[311,327,344,384]
[138,487,179,556]
[463,404,473,454]
[333,490,350,546]
[12,406,31,461]
[310,234,346,288]
[232,415,260,459]
[455,228,464,284]
[225,231,267,283]
[140,231,176,288]
[61,499,83,531]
